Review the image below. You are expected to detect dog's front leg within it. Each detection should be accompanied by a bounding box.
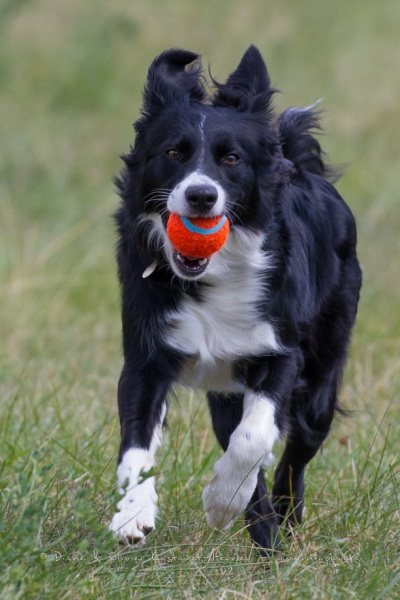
[203,354,297,530]
[109,361,173,543]
[202,391,278,530]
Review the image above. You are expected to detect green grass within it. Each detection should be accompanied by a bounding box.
[1,0,399,598]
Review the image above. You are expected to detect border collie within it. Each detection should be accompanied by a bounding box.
[109,46,361,552]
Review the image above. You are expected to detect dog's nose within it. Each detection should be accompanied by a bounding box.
[185,184,218,212]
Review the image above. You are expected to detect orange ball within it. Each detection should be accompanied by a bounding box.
[167,214,230,258]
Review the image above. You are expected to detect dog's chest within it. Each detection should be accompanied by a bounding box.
[164,247,279,391]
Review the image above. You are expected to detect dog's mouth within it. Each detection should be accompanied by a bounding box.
[172,251,210,277]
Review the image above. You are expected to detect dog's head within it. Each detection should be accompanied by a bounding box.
[120,46,286,280]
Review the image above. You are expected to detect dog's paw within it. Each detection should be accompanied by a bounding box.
[109,486,157,544]
[202,456,258,530]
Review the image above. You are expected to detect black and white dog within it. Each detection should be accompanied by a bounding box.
[109,46,361,551]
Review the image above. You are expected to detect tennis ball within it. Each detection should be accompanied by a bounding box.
[167,214,230,258]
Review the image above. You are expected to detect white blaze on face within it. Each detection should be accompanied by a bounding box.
[167,171,227,217]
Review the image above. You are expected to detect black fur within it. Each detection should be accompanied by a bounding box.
[112,46,361,551]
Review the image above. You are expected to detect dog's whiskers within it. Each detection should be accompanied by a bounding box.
[143,188,172,208]
[226,203,245,227]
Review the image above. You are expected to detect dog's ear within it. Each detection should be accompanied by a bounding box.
[138,49,206,123]
[212,45,274,114]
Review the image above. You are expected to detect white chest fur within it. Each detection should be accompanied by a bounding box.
[163,229,280,391]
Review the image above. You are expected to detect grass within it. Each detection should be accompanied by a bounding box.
[1,0,399,598]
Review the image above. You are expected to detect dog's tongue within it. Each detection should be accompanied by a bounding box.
[176,253,208,266]
[183,255,203,261]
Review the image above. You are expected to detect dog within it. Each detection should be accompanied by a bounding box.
[109,46,362,552]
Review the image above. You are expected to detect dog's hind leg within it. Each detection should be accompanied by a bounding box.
[272,266,361,530]
[272,368,339,529]
[207,392,244,453]
[245,468,280,552]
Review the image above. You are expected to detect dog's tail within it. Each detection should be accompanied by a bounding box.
[278,101,338,181]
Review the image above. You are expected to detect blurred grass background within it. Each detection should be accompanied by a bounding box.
[1,0,399,598]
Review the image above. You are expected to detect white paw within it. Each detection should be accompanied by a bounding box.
[202,455,259,530]
[109,481,157,543]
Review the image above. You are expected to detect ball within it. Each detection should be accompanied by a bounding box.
[167,214,230,258]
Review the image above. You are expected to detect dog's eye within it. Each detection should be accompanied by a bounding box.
[166,148,181,160]
[224,153,240,165]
